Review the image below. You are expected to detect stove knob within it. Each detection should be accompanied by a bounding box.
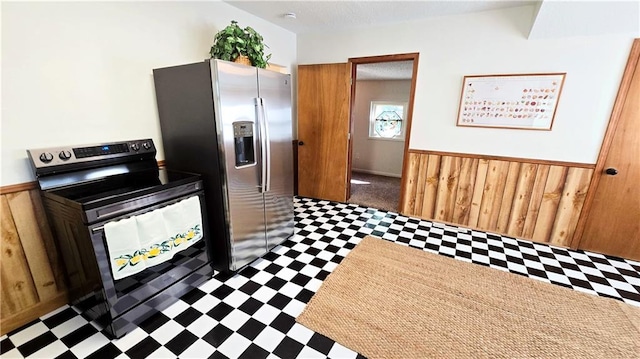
[39,152,54,163]
[131,143,140,151]
[58,150,72,161]
[142,142,151,150]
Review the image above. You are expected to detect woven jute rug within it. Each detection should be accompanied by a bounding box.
[296,236,640,358]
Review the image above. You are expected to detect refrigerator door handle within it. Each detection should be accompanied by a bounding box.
[260,98,272,192]
[255,97,268,192]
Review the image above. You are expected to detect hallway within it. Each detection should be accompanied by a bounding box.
[348,172,401,212]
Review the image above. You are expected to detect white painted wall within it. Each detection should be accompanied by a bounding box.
[1,1,296,185]
[352,80,410,177]
[529,1,640,39]
[298,5,635,165]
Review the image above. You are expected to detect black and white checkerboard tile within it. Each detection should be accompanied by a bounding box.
[2,197,639,358]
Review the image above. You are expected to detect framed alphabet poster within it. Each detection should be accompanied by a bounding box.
[456,73,566,130]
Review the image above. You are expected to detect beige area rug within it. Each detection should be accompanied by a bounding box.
[297,236,640,358]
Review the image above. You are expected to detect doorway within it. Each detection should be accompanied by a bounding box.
[346,54,419,212]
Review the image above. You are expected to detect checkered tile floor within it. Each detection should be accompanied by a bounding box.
[2,197,639,358]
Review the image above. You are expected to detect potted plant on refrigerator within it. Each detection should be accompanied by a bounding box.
[210,20,272,68]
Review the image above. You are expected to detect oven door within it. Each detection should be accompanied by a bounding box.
[89,190,211,318]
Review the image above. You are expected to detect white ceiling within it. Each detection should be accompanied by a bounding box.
[356,61,414,81]
[225,0,536,80]
[224,0,639,80]
[528,1,640,39]
[224,0,537,34]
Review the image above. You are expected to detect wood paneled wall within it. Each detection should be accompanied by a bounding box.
[0,161,167,334]
[401,150,594,247]
[1,188,68,335]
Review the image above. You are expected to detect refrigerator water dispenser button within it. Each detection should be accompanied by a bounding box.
[233,121,255,167]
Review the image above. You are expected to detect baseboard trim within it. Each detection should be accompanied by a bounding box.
[0,291,69,336]
[352,168,402,178]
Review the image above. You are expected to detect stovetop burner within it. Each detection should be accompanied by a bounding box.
[28,139,204,223]
[46,167,201,209]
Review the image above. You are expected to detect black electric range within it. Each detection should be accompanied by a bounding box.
[27,139,214,338]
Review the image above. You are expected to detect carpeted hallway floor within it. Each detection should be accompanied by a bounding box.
[348,172,401,212]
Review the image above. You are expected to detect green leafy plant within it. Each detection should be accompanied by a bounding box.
[210,20,272,68]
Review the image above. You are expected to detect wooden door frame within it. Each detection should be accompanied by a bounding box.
[570,39,640,249]
[347,53,420,208]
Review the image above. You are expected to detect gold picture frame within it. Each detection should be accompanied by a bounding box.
[456,73,566,130]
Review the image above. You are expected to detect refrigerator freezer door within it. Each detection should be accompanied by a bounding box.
[212,60,268,271]
[258,69,295,250]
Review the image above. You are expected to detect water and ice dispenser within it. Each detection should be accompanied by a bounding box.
[233,121,255,167]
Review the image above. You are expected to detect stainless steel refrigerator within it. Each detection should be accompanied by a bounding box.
[153,59,294,272]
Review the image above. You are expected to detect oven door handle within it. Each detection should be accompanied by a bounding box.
[83,182,202,223]
[90,189,203,233]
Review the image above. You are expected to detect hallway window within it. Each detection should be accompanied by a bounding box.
[369,101,407,140]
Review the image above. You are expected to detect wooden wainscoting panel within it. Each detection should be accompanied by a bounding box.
[496,162,521,233]
[415,150,594,169]
[1,189,68,336]
[548,167,593,247]
[0,181,38,195]
[522,165,550,238]
[1,196,39,317]
[489,161,511,231]
[413,155,429,216]
[400,150,594,248]
[420,154,441,219]
[531,166,568,243]
[506,163,538,237]
[468,159,489,228]
[452,158,478,224]
[434,156,462,222]
[401,153,421,214]
[477,160,509,231]
[1,292,69,335]
[6,191,59,301]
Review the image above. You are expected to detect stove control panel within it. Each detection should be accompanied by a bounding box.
[27,139,156,170]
